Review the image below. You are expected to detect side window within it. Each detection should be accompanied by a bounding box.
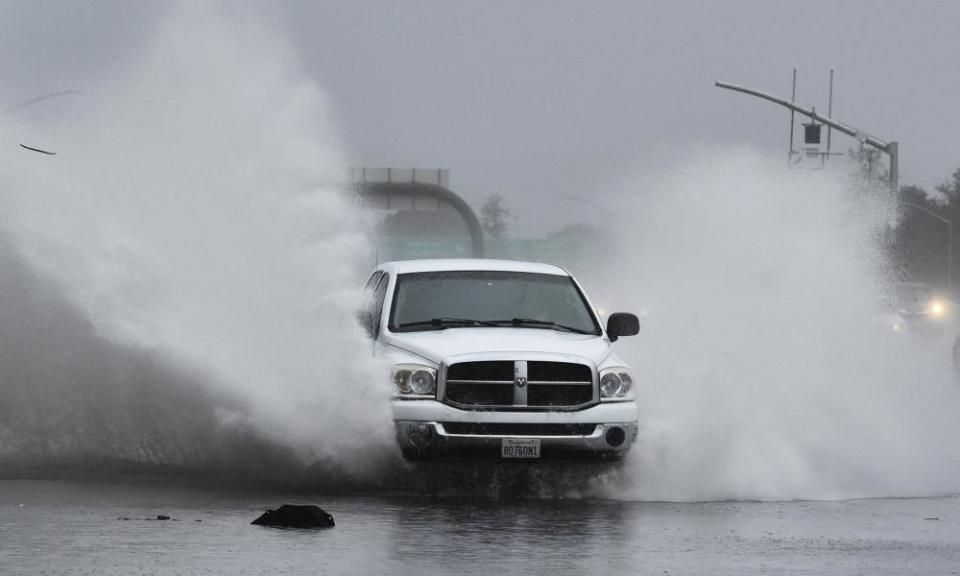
[369,274,390,337]
[358,271,387,338]
[364,271,383,291]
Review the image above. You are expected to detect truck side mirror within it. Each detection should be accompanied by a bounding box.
[606,312,639,342]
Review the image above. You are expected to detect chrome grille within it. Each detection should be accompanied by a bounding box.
[445,361,513,406]
[527,361,592,407]
[444,360,594,410]
[447,361,513,382]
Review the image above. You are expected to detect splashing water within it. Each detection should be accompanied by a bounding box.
[0,4,393,484]
[594,150,960,501]
[3,7,959,501]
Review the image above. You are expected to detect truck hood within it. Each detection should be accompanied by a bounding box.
[383,327,613,366]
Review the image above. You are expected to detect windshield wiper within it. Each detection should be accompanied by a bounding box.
[398,317,501,331]
[489,318,594,335]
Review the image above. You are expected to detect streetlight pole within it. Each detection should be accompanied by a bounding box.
[901,201,952,294]
[715,80,899,193]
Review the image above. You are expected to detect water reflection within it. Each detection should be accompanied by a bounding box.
[391,460,626,499]
[384,494,633,575]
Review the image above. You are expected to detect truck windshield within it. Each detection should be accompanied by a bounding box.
[389,271,601,334]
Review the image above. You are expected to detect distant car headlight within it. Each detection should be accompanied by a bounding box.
[599,367,634,400]
[392,364,437,397]
[928,300,947,318]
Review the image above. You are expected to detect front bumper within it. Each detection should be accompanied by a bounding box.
[393,399,638,461]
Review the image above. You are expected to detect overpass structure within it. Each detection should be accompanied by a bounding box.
[352,167,485,258]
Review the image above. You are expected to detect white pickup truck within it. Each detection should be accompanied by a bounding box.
[360,259,640,461]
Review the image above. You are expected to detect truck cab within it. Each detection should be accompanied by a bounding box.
[360,259,640,460]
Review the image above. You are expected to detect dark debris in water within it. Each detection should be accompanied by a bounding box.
[252,504,335,529]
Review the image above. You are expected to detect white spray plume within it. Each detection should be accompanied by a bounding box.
[595,150,960,501]
[0,4,393,478]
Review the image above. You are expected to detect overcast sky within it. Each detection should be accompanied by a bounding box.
[3,1,958,233]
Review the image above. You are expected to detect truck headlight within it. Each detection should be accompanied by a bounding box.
[599,367,634,400]
[392,364,437,397]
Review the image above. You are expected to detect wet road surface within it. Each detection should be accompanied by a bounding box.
[1,479,959,575]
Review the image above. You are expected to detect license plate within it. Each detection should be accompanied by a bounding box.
[501,438,541,459]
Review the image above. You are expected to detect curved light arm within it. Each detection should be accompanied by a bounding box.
[561,196,608,212]
[715,81,891,152]
[2,89,79,156]
[901,201,951,226]
[3,90,80,115]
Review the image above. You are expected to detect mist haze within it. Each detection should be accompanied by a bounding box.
[4,2,960,233]
[2,0,959,498]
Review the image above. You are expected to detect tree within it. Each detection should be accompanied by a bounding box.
[891,165,960,293]
[546,222,600,243]
[480,194,510,239]
[893,185,943,283]
[935,167,960,203]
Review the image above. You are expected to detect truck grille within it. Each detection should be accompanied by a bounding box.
[444,360,594,410]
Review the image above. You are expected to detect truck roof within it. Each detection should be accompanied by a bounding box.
[376,258,569,276]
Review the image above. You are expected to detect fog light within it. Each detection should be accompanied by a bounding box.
[605,426,626,448]
[407,423,434,448]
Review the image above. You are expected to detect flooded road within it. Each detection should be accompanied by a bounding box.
[2,479,958,575]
